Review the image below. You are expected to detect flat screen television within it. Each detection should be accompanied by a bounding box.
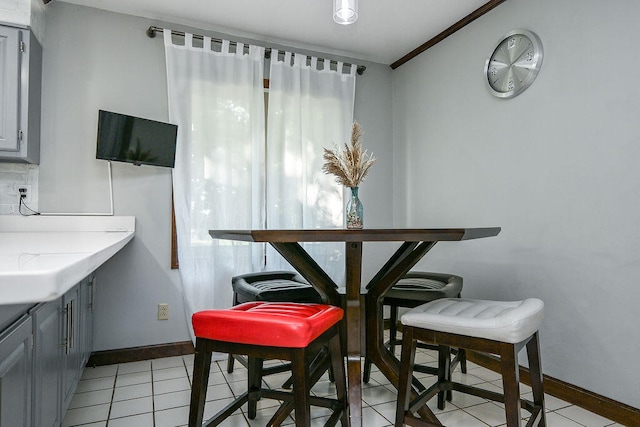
[96,110,178,168]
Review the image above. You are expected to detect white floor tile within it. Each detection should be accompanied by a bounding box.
[206,370,228,386]
[108,412,154,427]
[115,370,152,387]
[117,360,151,375]
[361,384,398,406]
[80,365,117,380]
[74,377,115,393]
[556,404,616,427]
[205,383,235,401]
[155,389,191,411]
[463,402,508,426]
[67,422,106,427]
[362,405,394,426]
[109,395,153,419]
[154,376,192,394]
[437,408,490,426]
[112,382,153,401]
[61,403,110,426]
[155,405,190,427]
[204,397,237,419]
[542,411,585,426]
[68,389,113,409]
[152,355,186,370]
[369,400,399,423]
[153,365,189,381]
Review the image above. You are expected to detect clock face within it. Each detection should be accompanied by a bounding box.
[485,30,543,98]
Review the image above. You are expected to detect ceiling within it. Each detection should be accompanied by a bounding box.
[55,0,499,65]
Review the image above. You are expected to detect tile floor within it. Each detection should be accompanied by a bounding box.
[62,346,624,427]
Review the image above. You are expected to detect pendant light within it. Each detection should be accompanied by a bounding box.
[333,0,358,25]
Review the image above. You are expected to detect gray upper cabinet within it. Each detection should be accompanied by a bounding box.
[0,24,41,163]
[0,26,20,151]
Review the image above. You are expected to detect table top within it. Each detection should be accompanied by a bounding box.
[209,227,501,243]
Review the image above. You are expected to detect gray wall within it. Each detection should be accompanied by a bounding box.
[39,2,394,351]
[392,0,640,407]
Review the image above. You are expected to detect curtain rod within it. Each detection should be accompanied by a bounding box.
[146,26,366,75]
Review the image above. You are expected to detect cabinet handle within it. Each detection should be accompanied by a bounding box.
[68,300,74,351]
[63,301,74,354]
[89,277,96,312]
[61,305,68,348]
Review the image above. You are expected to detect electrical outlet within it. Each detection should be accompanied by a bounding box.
[18,185,31,203]
[157,303,169,320]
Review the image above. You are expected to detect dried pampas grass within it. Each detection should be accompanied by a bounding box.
[322,122,376,188]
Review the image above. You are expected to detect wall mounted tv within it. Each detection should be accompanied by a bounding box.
[96,110,178,168]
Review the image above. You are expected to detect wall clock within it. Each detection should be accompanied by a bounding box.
[484,29,543,98]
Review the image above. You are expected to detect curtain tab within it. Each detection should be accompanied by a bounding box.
[310,57,318,70]
[163,28,172,46]
[249,45,264,60]
[221,39,230,54]
[203,36,212,52]
[236,42,245,56]
[349,64,357,76]
[284,51,292,66]
[185,33,193,48]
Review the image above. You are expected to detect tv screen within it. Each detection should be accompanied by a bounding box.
[96,110,178,168]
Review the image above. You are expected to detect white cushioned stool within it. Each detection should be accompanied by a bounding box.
[395,298,546,427]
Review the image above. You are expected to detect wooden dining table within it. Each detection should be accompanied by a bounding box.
[209,227,501,427]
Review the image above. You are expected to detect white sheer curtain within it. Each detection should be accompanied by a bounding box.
[265,51,357,284]
[164,31,265,341]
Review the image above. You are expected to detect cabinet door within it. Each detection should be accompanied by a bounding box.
[0,25,20,151]
[0,315,32,427]
[79,276,95,368]
[31,300,62,427]
[61,285,80,414]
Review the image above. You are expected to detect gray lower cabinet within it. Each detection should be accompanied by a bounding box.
[61,283,81,415]
[79,276,95,371]
[0,274,95,426]
[0,314,33,427]
[31,298,63,427]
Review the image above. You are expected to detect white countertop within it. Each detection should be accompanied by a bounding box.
[0,216,135,305]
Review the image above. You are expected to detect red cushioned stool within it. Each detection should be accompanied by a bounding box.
[189,302,347,427]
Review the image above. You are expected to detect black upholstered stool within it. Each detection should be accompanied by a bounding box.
[363,272,466,383]
[227,271,324,377]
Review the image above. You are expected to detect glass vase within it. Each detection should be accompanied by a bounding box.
[346,186,364,229]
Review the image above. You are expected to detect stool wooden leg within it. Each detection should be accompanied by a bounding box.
[527,332,546,427]
[500,342,522,427]
[329,333,348,425]
[389,305,399,355]
[226,353,235,373]
[459,348,467,373]
[291,348,311,427]
[189,338,211,427]
[395,326,416,427]
[362,357,372,383]
[247,357,264,419]
[437,345,451,408]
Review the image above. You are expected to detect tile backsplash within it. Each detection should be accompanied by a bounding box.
[0,164,39,215]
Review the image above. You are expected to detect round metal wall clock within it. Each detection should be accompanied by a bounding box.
[484,29,543,98]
